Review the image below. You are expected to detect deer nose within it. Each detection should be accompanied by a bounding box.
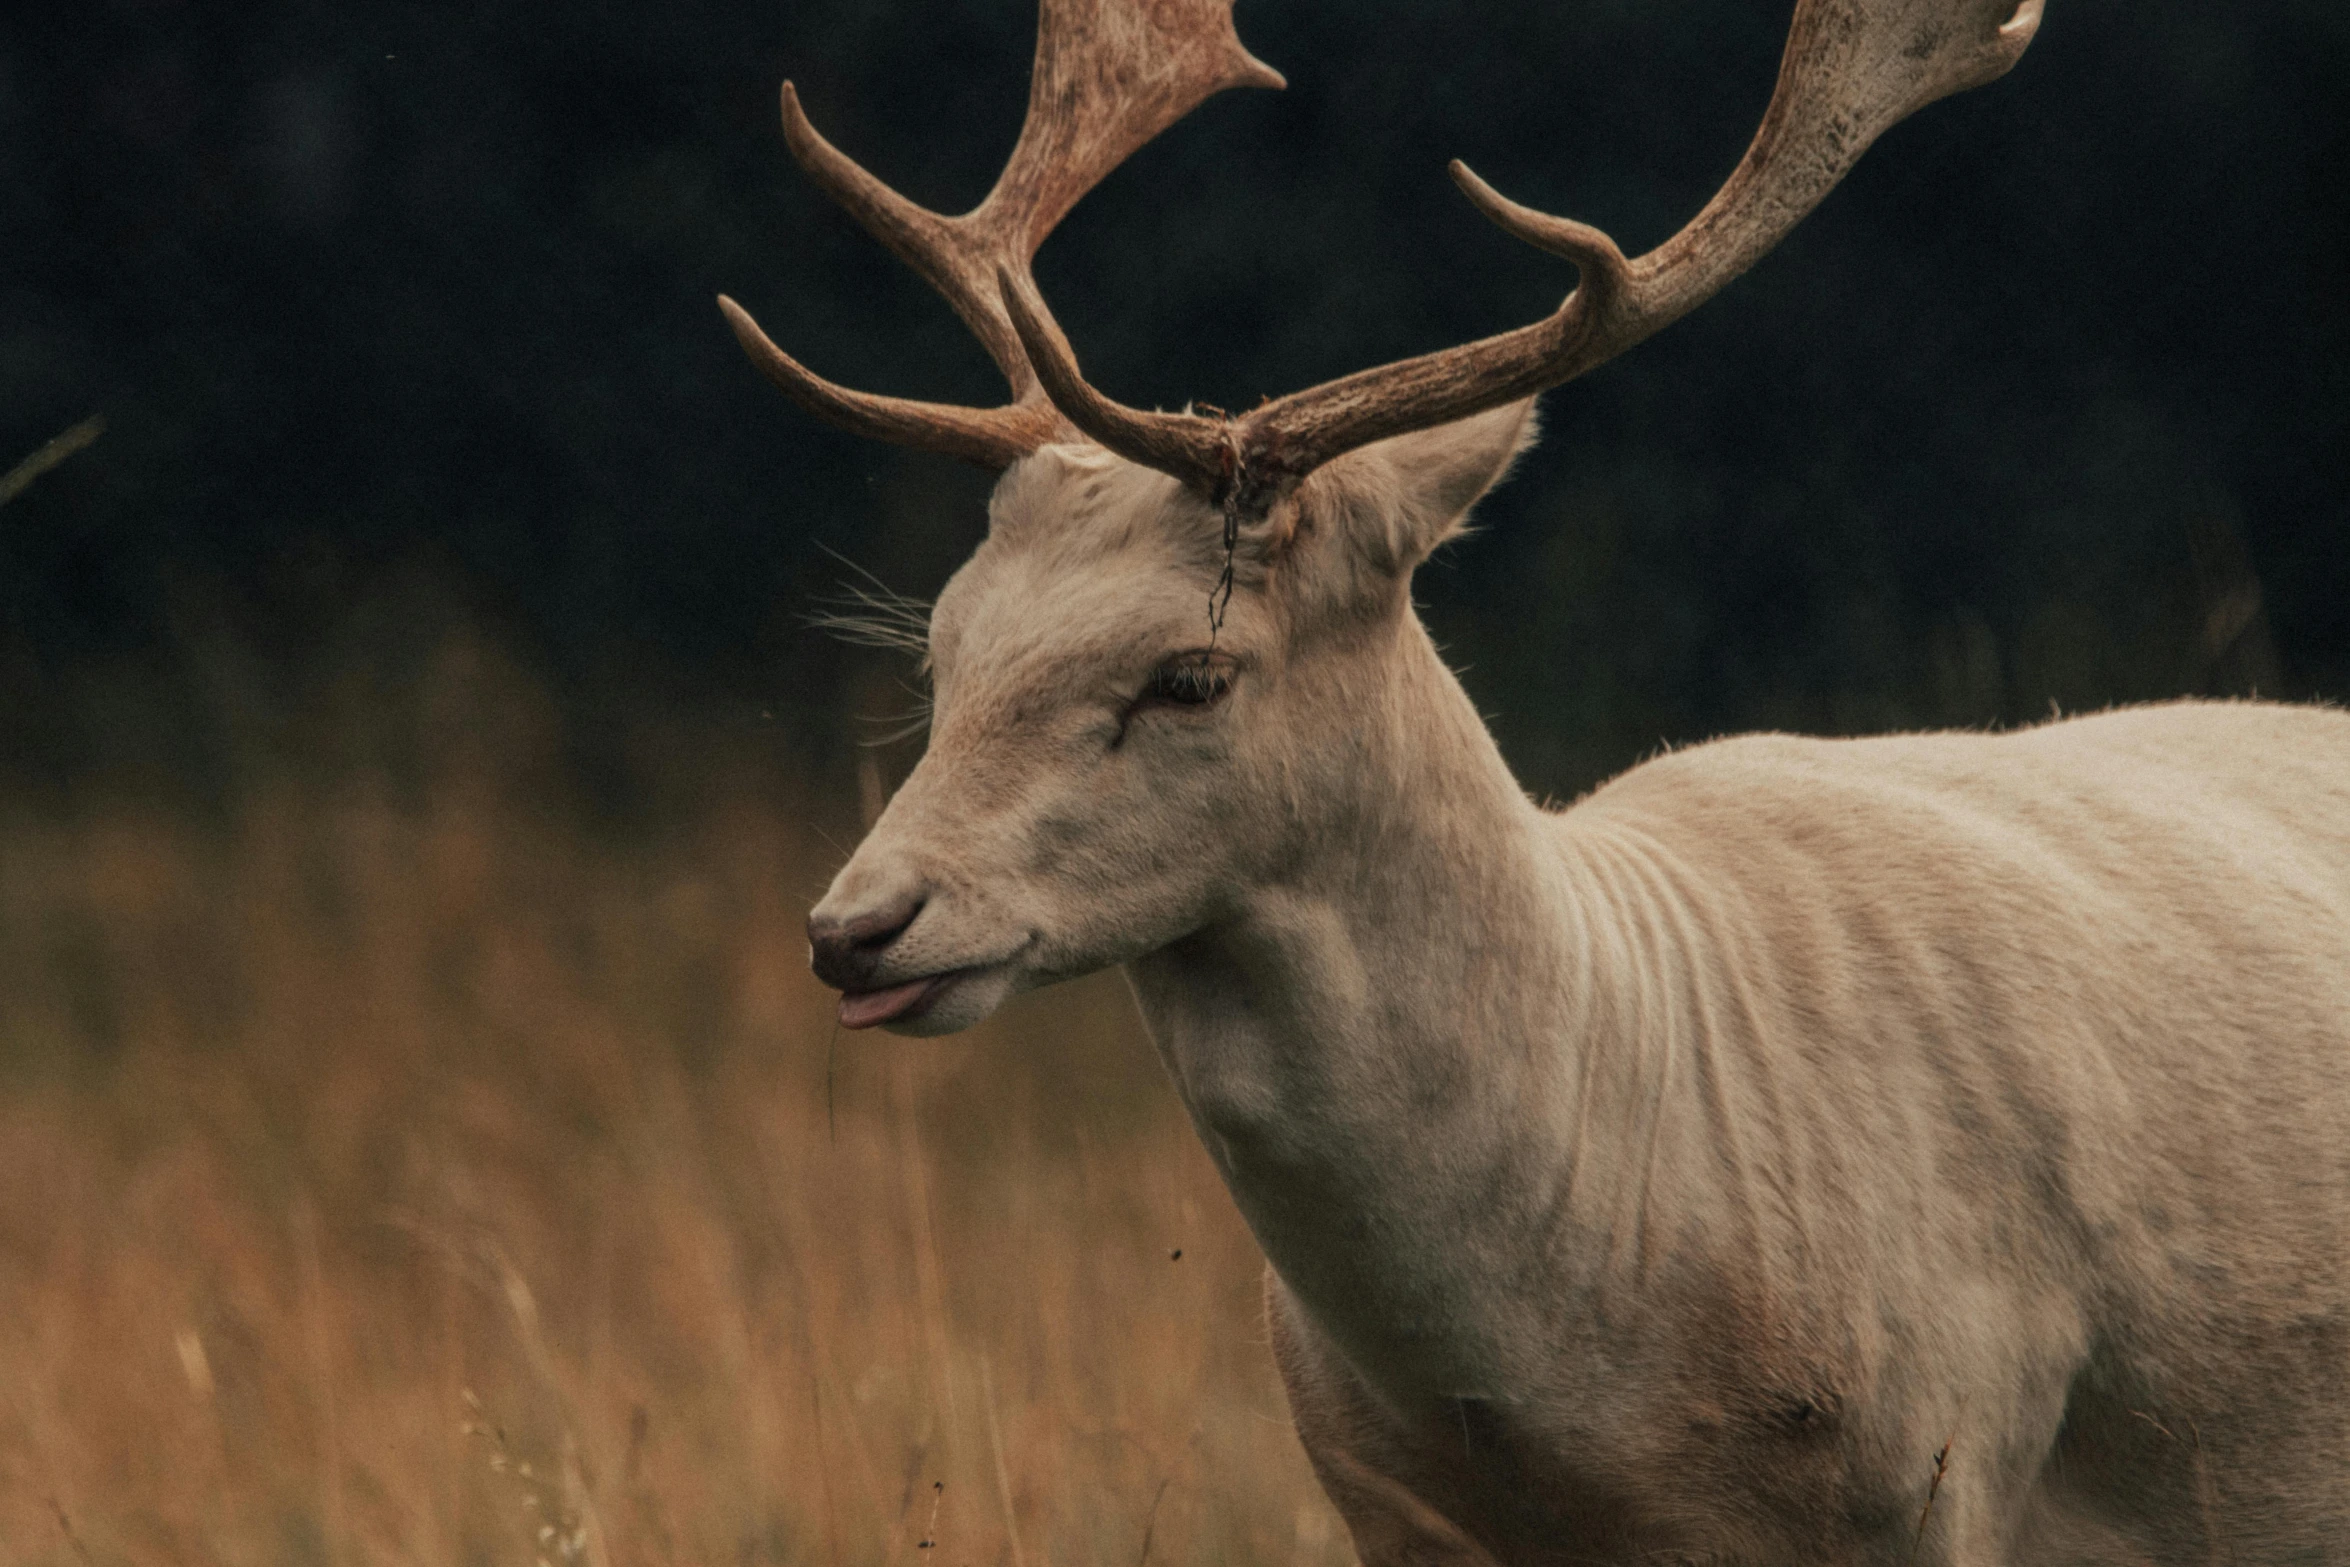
[808,894,924,992]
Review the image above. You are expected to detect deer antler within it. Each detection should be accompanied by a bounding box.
[720,0,1283,470]
[1004,0,2045,509]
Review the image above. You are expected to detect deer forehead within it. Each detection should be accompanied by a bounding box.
[986,443,1217,559]
[933,550,1212,689]
[928,447,1239,684]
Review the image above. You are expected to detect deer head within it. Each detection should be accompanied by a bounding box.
[723,0,2043,1035]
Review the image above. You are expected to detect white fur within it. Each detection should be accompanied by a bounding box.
[811,403,2350,1564]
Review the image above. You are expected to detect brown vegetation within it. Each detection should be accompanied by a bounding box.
[0,631,1342,1567]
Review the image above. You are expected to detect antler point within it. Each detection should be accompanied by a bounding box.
[1240,57,1288,92]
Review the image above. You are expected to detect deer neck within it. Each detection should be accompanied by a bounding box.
[1125,612,1655,1401]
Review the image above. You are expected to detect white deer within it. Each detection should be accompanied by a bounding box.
[719,1,2350,1560]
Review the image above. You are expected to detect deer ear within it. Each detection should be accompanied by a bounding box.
[1297,398,1538,576]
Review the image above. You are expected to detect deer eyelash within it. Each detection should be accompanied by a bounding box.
[1108,654,1236,750]
[1142,659,1232,708]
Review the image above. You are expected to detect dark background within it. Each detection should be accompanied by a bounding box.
[3,0,2344,810]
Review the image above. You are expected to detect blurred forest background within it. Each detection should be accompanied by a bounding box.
[0,0,2344,1563]
[5,0,2345,798]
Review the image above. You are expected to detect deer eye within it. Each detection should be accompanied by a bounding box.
[1142,657,1231,708]
[1110,655,1235,748]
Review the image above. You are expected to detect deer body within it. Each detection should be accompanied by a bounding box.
[811,433,2350,1562]
[1138,649,2350,1563]
[723,0,2350,1557]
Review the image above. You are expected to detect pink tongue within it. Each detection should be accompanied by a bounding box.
[838,977,935,1030]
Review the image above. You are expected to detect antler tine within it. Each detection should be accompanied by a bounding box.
[774,83,1030,397]
[723,0,1282,469]
[999,268,1231,488]
[719,295,1062,469]
[982,0,1284,260]
[1019,0,2044,504]
[1629,0,2044,328]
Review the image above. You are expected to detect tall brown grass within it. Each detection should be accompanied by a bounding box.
[0,629,1346,1567]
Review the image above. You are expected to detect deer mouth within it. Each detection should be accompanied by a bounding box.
[837,969,972,1030]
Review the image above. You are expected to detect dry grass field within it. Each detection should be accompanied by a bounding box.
[0,632,1347,1567]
